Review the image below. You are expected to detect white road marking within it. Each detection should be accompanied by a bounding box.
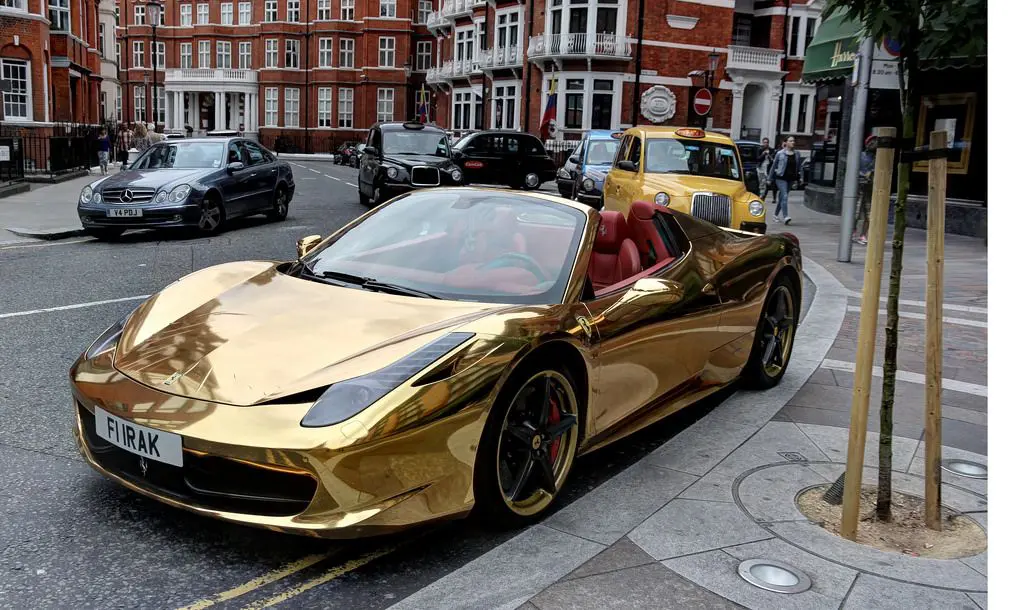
[845,289,987,315]
[0,237,93,251]
[308,169,322,175]
[0,295,150,320]
[345,182,358,188]
[846,305,987,329]
[820,359,987,397]
[292,163,309,170]
[326,174,341,181]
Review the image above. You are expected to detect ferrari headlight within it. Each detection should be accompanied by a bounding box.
[386,166,399,180]
[451,168,463,183]
[300,332,475,428]
[749,199,765,217]
[80,186,94,205]
[654,192,670,206]
[85,314,130,360]
[582,178,595,192]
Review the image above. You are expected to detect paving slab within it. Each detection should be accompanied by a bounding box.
[841,573,981,610]
[736,463,830,523]
[544,463,698,545]
[967,592,987,609]
[559,537,656,582]
[795,423,919,472]
[644,416,760,477]
[628,499,773,561]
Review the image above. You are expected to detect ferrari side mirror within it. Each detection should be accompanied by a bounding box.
[602,278,685,324]
[296,234,323,259]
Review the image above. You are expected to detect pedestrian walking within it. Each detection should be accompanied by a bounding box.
[769,136,802,225]
[96,128,111,175]
[853,134,878,245]
[117,124,131,169]
[756,137,775,202]
[132,122,150,153]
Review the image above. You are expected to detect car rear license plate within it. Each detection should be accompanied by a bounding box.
[107,208,142,218]
[93,407,184,467]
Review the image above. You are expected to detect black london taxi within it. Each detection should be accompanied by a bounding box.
[357,122,465,207]
[451,131,558,189]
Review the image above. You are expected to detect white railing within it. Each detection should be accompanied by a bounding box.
[441,0,471,19]
[528,33,632,60]
[426,11,448,30]
[165,68,258,83]
[726,45,784,71]
[480,45,522,69]
[448,57,481,76]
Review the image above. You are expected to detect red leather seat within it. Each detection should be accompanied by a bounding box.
[627,201,672,268]
[589,211,642,290]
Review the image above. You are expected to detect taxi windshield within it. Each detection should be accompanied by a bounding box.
[584,140,618,165]
[644,139,741,181]
[383,130,450,157]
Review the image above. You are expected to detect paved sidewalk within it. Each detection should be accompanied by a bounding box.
[0,171,101,243]
[392,196,987,610]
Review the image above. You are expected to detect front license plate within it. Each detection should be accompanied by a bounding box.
[93,407,184,467]
[106,208,142,217]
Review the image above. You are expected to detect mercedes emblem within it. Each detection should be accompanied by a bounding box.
[120,189,134,203]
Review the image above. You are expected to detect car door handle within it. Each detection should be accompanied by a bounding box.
[247,172,257,177]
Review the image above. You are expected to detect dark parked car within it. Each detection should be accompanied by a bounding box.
[451,131,557,189]
[334,142,365,167]
[735,140,762,175]
[77,137,295,240]
[357,122,464,207]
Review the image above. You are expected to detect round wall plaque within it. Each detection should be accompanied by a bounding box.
[641,86,677,124]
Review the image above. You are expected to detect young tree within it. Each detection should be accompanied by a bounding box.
[823,0,986,521]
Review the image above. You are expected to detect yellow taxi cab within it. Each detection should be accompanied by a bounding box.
[602,126,767,234]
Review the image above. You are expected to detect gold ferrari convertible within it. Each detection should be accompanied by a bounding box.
[71,188,802,538]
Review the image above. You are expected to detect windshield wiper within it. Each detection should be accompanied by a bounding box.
[361,280,440,299]
[295,263,370,286]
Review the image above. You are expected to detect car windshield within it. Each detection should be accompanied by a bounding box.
[644,139,741,180]
[585,140,618,165]
[304,191,587,304]
[383,130,450,157]
[132,142,225,170]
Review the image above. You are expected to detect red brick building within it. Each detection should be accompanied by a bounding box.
[115,0,432,150]
[426,0,821,146]
[0,0,103,127]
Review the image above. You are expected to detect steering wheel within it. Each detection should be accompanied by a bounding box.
[480,252,549,283]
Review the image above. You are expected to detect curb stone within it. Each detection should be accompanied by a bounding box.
[5,227,87,241]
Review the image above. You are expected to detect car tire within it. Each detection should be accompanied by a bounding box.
[740,274,799,390]
[522,172,541,190]
[86,228,125,241]
[266,186,289,221]
[473,364,581,528]
[196,193,225,234]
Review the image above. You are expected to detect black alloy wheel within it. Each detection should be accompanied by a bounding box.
[266,187,289,221]
[741,275,798,389]
[196,195,225,234]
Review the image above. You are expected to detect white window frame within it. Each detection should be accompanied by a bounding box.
[0,58,31,121]
[180,42,193,69]
[378,36,396,68]
[264,0,277,21]
[318,37,332,67]
[417,0,431,24]
[155,42,165,69]
[264,87,279,126]
[116,87,123,121]
[491,81,520,131]
[155,86,166,124]
[238,2,251,24]
[180,3,192,26]
[286,0,299,22]
[197,3,209,24]
[133,4,145,25]
[454,26,474,67]
[239,41,252,69]
[285,39,300,68]
[133,85,146,122]
[787,15,818,58]
[340,0,353,20]
[317,87,331,127]
[216,41,231,69]
[284,87,300,127]
[264,39,278,68]
[542,73,623,133]
[198,40,211,68]
[415,40,432,72]
[544,0,627,42]
[451,88,477,131]
[317,0,330,20]
[132,41,145,68]
[380,0,396,18]
[494,7,522,56]
[339,38,354,68]
[781,89,815,136]
[337,87,353,128]
[49,0,69,30]
[376,88,395,122]
[220,2,233,25]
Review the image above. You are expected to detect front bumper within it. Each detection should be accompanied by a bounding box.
[740,221,767,234]
[78,202,202,230]
[69,352,489,538]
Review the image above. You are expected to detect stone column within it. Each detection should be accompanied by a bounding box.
[175,91,186,132]
[729,83,745,140]
[215,91,225,130]
[766,84,782,146]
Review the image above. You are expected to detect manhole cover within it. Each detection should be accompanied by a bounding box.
[737,559,812,594]
[778,452,808,462]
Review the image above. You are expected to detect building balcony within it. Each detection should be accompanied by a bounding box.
[426,11,449,32]
[441,0,485,21]
[449,57,481,78]
[726,45,784,73]
[479,45,522,71]
[527,33,632,62]
[165,68,258,86]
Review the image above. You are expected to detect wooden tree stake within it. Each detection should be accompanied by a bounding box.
[841,126,897,540]
[924,130,947,530]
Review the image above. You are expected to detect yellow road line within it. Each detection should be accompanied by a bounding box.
[239,546,395,609]
[176,551,339,610]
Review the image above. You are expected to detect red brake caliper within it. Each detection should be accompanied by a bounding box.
[548,396,561,463]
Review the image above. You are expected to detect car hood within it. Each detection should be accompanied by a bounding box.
[93,168,212,191]
[581,164,612,182]
[382,154,456,170]
[113,261,505,406]
[640,174,750,199]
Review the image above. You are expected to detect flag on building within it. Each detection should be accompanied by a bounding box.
[417,85,429,124]
[540,78,557,138]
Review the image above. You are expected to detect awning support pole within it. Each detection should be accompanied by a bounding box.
[838,35,874,263]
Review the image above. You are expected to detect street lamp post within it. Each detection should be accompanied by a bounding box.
[704,51,720,129]
[403,61,413,121]
[146,1,161,127]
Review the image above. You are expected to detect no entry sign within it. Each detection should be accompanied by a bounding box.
[693,88,713,116]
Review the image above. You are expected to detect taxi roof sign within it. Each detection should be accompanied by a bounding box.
[611,131,624,139]
[675,128,706,139]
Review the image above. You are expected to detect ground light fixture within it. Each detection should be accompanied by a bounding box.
[736,559,812,594]
[940,459,987,479]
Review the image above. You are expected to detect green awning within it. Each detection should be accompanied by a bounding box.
[802,7,863,84]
